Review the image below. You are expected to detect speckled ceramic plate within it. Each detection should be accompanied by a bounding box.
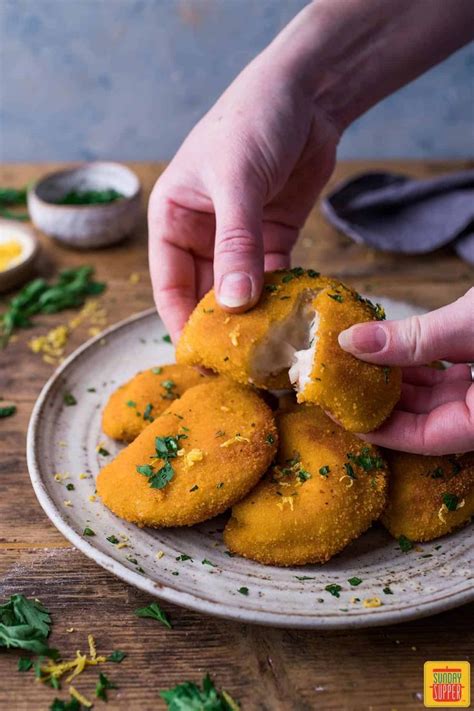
[27,299,473,629]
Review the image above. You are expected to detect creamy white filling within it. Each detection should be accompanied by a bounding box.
[250,293,316,383]
[288,313,319,392]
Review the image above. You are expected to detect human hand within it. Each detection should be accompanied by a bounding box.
[338,288,474,455]
[148,52,340,342]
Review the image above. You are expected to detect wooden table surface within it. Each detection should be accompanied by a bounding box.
[1,160,473,711]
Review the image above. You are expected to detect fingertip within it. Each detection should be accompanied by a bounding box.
[216,270,262,312]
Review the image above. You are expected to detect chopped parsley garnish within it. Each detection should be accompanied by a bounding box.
[161,379,177,400]
[151,367,163,375]
[162,334,172,344]
[126,555,138,564]
[348,577,362,586]
[126,400,136,408]
[108,650,126,663]
[0,405,16,418]
[135,602,172,629]
[307,269,320,278]
[430,467,444,479]
[355,293,386,320]
[237,587,249,596]
[143,403,154,421]
[160,674,239,711]
[87,387,96,392]
[295,576,315,581]
[202,559,216,567]
[343,462,357,480]
[398,535,413,553]
[347,447,383,472]
[49,698,81,711]
[319,465,330,477]
[66,483,75,491]
[0,594,56,657]
[265,433,275,445]
[136,434,186,489]
[83,527,95,536]
[442,493,459,511]
[95,671,117,701]
[383,586,393,595]
[281,273,294,283]
[297,469,311,482]
[189,484,199,492]
[176,554,192,562]
[57,188,123,205]
[97,447,110,456]
[18,657,33,672]
[290,267,305,277]
[328,293,344,303]
[325,584,342,598]
[63,392,77,406]
[265,284,278,293]
[106,535,119,545]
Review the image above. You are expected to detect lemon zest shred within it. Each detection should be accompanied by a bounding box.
[69,685,93,708]
[276,496,295,512]
[363,597,382,608]
[339,475,354,488]
[220,435,250,448]
[185,448,204,467]
[88,634,97,660]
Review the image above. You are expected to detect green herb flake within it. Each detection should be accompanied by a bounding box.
[0,594,57,658]
[343,462,357,480]
[87,387,96,392]
[328,293,344,303]
[382,367,390,384]
[126,400,137,408]
[49,698,81,711]
[162,334,172,344]
[383,586,393,595]
[106,535,120,545]
[281,273,294,283]
[18,657,33,672]
[265,284,278,293]
[135,602,172,629]
[108,650,126,663]
[160,674,239,711]
[325,583,342,598]
[202,559,216,567]
[65,483,75,491]
[95,671,117,701]
[265,434,275,445]
[151,367,163,374]
[307,269,320,278]
[431,467,444,479]
[319,465,330,477]
[57,188,123,206]
[398,535,413,553]
[63,392,77,406]
[442,493,459,511]
[297,469,311,483]
[237,587,249,596]
[176,554,192,562]
[143,403,154,421]
[348,577,363,586]
[161,379,177,400]
[83,527,95,536]
[126,555,138,565]
[0,405,16,418]
[295,576,315,581]
[97,447,110,456]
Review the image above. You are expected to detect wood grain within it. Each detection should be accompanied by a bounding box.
[1,161,473,711]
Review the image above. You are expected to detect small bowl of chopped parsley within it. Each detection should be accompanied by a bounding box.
[28,162,141,248]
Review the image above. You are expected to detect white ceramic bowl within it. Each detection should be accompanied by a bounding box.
[0,219,39,292]
[28,162,142,249]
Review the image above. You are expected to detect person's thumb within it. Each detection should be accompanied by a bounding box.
[212,181,264,312]
[338,288,474,366]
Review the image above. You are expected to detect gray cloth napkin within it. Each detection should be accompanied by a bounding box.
[321,170,474,264]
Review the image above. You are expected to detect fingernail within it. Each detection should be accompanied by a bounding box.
[219,272,253,308]
[338,324,387,354]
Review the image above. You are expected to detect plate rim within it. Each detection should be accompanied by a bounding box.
[26,306,474,629]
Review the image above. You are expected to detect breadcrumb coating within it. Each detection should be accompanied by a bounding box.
[224,406,388,566]
[381,450,474,541]
[176,269,332,389]
[102,364,207,442]
[292,285,402,432]
[97,379,278,527]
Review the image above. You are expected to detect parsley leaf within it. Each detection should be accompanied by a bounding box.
[135,602,172,629]
[49,698,82,711]
[95,671,117,700]
[348,577,362,586]
[83,527,95,537]
[0,405,16,418]
[160,673,239,711]
[162,334,172,344]
[18,656,33,671]
[0,594,56,657]
[108,650,127,663]
[319,465,330,477]
[325,584,342,598]
[63,392,77,406]
[237,587,248,596]
[443,493,459,511]
[398,535,413,553]
[328,293,344,303]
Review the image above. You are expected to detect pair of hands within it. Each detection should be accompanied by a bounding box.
[148,40,474,457]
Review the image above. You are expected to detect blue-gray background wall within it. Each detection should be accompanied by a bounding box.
[1,0,473,162]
